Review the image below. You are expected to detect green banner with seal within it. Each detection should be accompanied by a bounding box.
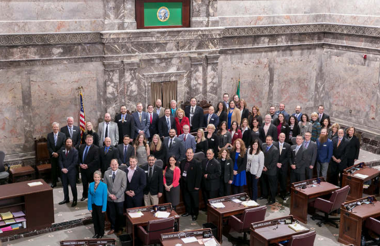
[144,2,183,27]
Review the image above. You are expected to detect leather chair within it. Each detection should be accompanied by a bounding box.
[0,151,9,184]
[229,205,266,241]
[193,152,205,162]
[137,217,174,245]
[155,159,164,169]
[288,230,316,246]
[365,217,380,245]
[311,185,350,228]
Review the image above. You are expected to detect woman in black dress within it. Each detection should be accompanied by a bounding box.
[82,122,100,146]
[239,99,250,125]
[216,102,227,127]
[205,124,219,154]
[287,116,300,144]
[149,134,167,162]
[241,118,252,149]
[345,127,360,167]
[274,113,290,140]
[217,148,234,196]
[248,106,263,128]
[195,129,208,154]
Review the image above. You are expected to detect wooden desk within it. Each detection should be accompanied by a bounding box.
[60,238,116,246]
[342,163,380,200]
[126,203,180,246]
[0,179,54,237]
[160,229,220,246]
[338,196,380,246]
[206,193,253,243]
[250,216,310,246]
[290,177,339,224]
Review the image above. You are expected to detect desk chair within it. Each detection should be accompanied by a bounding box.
[311,185,350,228]
[155,159,164,169]
[193,152,205,162]
[0,151,9,184]
[288,230,316,246]
[365,217,380,245]
[137,217,174,245]
[229,206,266,241]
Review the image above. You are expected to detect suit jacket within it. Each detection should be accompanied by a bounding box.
[204,114,220,129]
[58,148,78,175]
[346,135,360,160]
[248,114,263,128]
[178,133,196,152]
[230,150,247,174]
[277,123,290,140]
[202,158,221,191]
[273,141,291,172]
[158,116,176,137]
[291,144,306,174]
[104,169,127,203]
[147,112,159,138]
[99,145,119,173]
[132,111,150,139]
[170,108,178,117]
[163,137,185,162]
[318,113,330,124]
[331,137,349,170]
[317,138,333,163]
[292,113,303,122]
[241,128,252,149]
[141,164,163,195]
[302,141,318,167]
[175,117,190,135]
[185,105,204,131]
[261,144,279,176]
[180,159,202,191]
[217,158,234,183]
[217,111,227,127]
[47,132,66,157]
[274,110,290,121]
[228,108,241,126]
[98,121,119,147]
[115,113,135,141]
[78,144,100,173]
[117,144,135,166]
[154,107,165,118]
[259,124,278,142]
[60,125,81,149]
[240,108,250,123]
[125,166,146,197]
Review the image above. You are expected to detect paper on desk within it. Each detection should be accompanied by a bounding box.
[128,211,143,218]
[0,212,13,220]
[155,211,170,218]
[211,202,225,208]
[27,181,43,187]
[241,200,259,207]
[288,223,307,232]
[181,237,198,243]
[354,173,369,179]
[204,238,218,246]
[231,199,242,203]
[373,166,380,170]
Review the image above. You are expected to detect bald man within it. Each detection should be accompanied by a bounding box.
[61,117,81,149]
[99,113,119,147]
[99,137,119,175]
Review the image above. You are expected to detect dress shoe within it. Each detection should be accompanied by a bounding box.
[181,213,190,217]
[258,196,267,200]
[192,215,197,221]
[59,200,69,205]
[51,184,56,188]
[80,197,87,201]
[107,230,114,235]
[71,201,77,207]
[92,234,98,238]
[97,235,103,239]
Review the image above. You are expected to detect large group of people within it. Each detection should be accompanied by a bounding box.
[46,94,361,239]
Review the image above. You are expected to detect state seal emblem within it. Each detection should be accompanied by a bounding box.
[157,7,170,22]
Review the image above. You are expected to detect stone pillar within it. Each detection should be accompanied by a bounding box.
[191,0,219,28]
[206,54,220,105]
[103,61,123,116]
[123,60,141,110]
[124,0,137,30]
[190,56,206,100]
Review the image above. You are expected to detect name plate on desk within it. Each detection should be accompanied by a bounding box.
[293,182,307,188]
[127,208,149,213]
[162,230,208,239]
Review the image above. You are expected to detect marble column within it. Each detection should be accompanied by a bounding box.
[124,0,137,30]
[191,0,219,28]
[103,61,123,116]
[123,60,141,110]
[190,56,206,100]
[206,54,220,105]
[104,0,126,30]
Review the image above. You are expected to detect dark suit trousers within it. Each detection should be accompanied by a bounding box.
[290,170,305,184]
[277,167,288,196]
[232,185,244,194]
[305,166,314,180]
[328,161,341,186]
[125,194,143,208]
[107,201,124,231]
[92,204,105,236]
[261,173,277,203]
[182,182,199,216]
[51,157,60,185]
[81,170,93,198]
[219,179,231,197]
[61,172,77,201]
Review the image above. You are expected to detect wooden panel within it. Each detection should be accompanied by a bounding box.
[25,190,54,229]
[338,213,361,246]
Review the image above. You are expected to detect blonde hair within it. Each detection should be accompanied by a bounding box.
[207,124,216,131]
[196,129,206,142]
[150,134,162,151]
[311,112,318,118]
[176,108,185,118]
[330,123,340,131]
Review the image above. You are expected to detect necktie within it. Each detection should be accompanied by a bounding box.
[105,123,109,138]
[338,139,341,147]
[184,134,187,142]
[319,114,322,121]
[280,144,283,154]
[105,146,108,154]
[139,113,142,122]
[304,141,309,149]
[122,114,125,123]
[123,145,128,163]
[169,138,172,148]
[54,134,57,146]
[83,146,89,162]
[206,160,210,171]
[167,118,170,132]
[112,171,115,182]
[65,150,68,157]
[150,113,153,124]
[191,107,194,114]
[208,114,211,125]
[69,127,73,138]
[149,167,153,179]
[266,146,270,152]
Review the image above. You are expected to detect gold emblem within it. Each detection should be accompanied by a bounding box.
[157,7,170,22]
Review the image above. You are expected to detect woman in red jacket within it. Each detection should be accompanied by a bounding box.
[229,121,242,145]
[163,156,181,211]
[175,109,190,135]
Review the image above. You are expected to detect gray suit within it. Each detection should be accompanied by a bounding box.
[178,133,196,152]
[291,144,306,183]
[163,137,185,162]
[104,169,127,203]
[132,111,150,139]
[154,107,165,118]
[302,141,318,179]
[98,121,119,147]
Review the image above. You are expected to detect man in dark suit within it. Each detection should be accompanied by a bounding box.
[78,134,100,201]
[290,135,306,183]
[132,103,150,139]
[47,122,66,188]
[185,98,204,132]
[147,104,159,141]
[141,155,163,206]
[201,149,221,204]
[291,105,303,122]
[158,108,176,137]
[181,148,202,221]
[117,135,134,170]
[329,129,349,186]
[58,137,78,207]
[318,105,330,124]
[99,137,119,175]
[274,133,292,200]
[303,131,318,179]
[125,156,146,208]
[261,136,279,205]
[164,129,185,162]
[115,105,135,142]
[60,117,81,149]
[259,114,278,142]
[204,106,219,129]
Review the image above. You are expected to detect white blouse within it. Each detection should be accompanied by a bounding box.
[246,150,264,178]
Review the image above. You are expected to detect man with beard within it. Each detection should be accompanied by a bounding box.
[292,105,303,122]
[163,129,185,162]
[316,128,333,180]
[115,105,135,142]
[99,113,119,147]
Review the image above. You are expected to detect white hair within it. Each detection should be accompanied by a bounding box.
[52,122,60,127]
[66,117,74,121]
[170,100,177,104]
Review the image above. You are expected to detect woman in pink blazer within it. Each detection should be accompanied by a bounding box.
[163,156,181,211]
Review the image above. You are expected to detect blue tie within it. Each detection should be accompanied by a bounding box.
[167,118,170,133]
[266,146,270,152]
[123,145,128,163]
[83,146,89,162]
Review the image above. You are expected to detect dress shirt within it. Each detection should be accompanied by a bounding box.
[279,142,284,154]
[127,166,136,183]
[264,124,270,135]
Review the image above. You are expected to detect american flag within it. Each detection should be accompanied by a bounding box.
[79,92,86,142]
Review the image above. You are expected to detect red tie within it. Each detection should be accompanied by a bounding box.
[150,113,153,124]
[184,134,187,142]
